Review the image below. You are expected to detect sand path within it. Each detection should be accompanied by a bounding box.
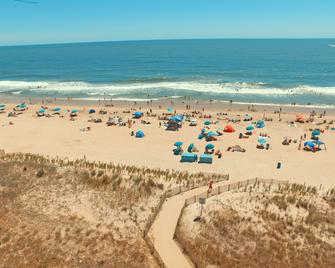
[149,180,228,268]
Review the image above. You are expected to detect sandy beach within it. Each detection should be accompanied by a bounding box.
[0,98,334,188]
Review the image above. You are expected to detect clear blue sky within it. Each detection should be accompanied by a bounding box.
[1,0,334,45]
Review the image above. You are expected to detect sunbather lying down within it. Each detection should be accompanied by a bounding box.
[227,145,246,152]
[80,126,91,132]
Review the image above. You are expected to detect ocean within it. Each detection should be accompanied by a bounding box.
[0,39,335,107]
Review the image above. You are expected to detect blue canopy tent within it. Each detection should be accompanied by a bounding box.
[135,130,145,138]
[133,111,144,119]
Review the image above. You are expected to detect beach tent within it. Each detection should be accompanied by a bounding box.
[133,111,144,119]
[135,130,145,138]
[256,120,265,128]
[224,125,235,133]
[88,109,96,114]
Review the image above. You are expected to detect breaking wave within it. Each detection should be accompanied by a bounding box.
[1,80,335,97]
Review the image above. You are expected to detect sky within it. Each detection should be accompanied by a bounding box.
[1,0,335,45]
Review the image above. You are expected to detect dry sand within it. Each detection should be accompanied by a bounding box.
[0,99,334,189]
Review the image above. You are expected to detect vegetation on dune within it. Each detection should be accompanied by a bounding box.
[177,183,335,268]
[0,151,227,268]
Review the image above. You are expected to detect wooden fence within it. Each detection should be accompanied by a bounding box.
[142,174,229,268]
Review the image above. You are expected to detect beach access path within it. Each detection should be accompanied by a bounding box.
[149,180,228,268]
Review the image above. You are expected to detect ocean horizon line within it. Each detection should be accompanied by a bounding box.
[1,36,335,48]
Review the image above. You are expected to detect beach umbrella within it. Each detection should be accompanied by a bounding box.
[0,104,5,107]
[167,107,174,113]
[258,138,268,144]
[170,115,184,122]
[204,120,211,125]
[38,108,46,113]
[188,143,194,152]
[135,130,145,138]
[312,130,321,136]
[256,120,265,128]
[205,143,215,150]
[133,111,143,118]
[71,109,78,113]
[53,107,61,112]
[174,141,183,147]
[304,141,315,147]
[207,131,218,137]
[246,125,254,131]
[88,109,96,114]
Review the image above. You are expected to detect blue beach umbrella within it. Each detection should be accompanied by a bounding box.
[53,107,61,112]
[204,120,211,125]
[88,109,96,114]
[256,120,265,128]
[205,143,215,150]
[188,143,194,152]
[258,138,268,144]
[170,115,184,122]
[246,125,254,131]
[304,141,315,147]
[133,111,143,118]
[71,109,78,113]
[135,130,145,138]
[0,104,5,107]
[311,130,320,136]
[207,131,218,137]
[174,141,183,147]
[38,108,46,113]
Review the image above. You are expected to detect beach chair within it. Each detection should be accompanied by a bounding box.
[180,153,198,163]
[199,154,213,164]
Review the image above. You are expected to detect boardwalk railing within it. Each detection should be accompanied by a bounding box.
[143,174,229,268]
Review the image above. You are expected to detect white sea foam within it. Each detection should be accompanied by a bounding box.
[0,80,335,96]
